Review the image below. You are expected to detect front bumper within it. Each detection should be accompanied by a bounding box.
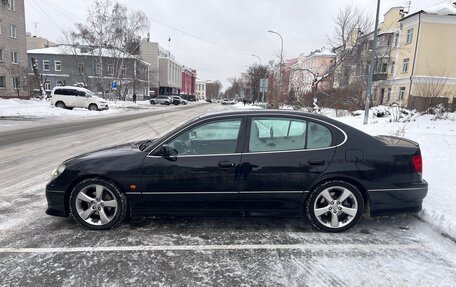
[45,185,69,217]
[368,180,428,215]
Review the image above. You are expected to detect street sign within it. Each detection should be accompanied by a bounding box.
[111,81,117,90]
[259,79,268,93]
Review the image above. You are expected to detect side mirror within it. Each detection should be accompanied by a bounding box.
[189,131,197,139]
[160,144,177,161]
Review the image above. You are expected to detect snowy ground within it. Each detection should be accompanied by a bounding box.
[0,103,455,286]
[0,98,175,130]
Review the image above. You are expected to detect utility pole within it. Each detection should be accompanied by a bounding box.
[269,30,283,107]
[363,0,381,124]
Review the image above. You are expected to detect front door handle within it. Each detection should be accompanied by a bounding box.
[308,159,326,166]
[218,161,236,168]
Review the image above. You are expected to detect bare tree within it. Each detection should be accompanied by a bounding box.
[325,5,373,88]
[70,0,149,98]
[246,64,269,102]
[206,81,222,100]
[413,64,450,111]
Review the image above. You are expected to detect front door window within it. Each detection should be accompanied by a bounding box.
[168,119,242,155]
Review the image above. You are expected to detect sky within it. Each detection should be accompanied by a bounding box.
[24,0,444,90]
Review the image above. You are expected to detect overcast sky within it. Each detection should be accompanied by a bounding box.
[25,0,442,89]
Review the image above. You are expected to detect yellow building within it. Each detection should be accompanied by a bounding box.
[382,1,456,109]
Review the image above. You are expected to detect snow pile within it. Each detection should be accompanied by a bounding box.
[0,98,159,119]
[232,102,263,110]
[0,98,118,118]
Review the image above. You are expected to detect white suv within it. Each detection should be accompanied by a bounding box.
[50,86,109,111]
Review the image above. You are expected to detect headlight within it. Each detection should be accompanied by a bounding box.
[51,164,66,181]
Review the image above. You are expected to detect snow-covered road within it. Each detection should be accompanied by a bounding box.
[0,104,455,286]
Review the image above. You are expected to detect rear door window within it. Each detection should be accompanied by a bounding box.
[249,117,307,152]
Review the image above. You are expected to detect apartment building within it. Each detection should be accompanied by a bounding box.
[387,1,456,108]
[0,0,28,98]
[290,48,336,97]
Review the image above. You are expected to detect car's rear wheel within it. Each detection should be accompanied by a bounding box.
[88,104,99,111]
[150,100,156,105]
[55,101,66,109]
[164,101,170,105]
[70,178,127,230]
[306,181,364,232]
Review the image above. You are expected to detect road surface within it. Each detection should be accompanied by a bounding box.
[0,103,455,286]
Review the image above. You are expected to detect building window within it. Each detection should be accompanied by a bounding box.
[11,52,18,64]
[108,65,114,76]
[44,81,51,90]
[406,28,414,44]
[402,58,409,73]
[13,77,20,90]
[96,63,102,75]
[381,62,388,73]
[394,34,399,47]
[399,87,406,101]
[54,61,61,71]
[0,49,3,62]
[10,25,17,38]
[121,65,126,77]
[78,63,85,74]
[8,0,15,11]
[43,60,50,71]
[0,75,6,88]
[390,61,395,74]
[387,88,391,102]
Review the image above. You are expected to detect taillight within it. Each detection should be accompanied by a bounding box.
[412,153,423,175]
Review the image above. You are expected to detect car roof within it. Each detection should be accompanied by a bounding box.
[196,109,333,122]
[53,86,90,92]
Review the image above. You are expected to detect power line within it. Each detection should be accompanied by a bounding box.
[148,17,274,58]
[40,0,83,23]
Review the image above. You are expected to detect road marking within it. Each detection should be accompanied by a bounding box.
[0,243,425,253]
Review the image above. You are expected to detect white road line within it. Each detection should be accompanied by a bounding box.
[0,243,425,253]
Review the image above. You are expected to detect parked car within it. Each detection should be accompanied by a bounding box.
[45,110,427,231]
[172,96,188,105]
[50,86,109,111]
[150,96,172,105]
[222,98,235,105]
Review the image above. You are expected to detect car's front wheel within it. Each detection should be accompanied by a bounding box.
[70,178,127,230]
[306,181,364,232]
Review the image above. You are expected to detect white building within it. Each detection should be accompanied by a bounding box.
[196,80,206,100]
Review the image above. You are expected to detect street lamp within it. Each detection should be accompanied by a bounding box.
[251,54,262,66]
[268,30,284,104]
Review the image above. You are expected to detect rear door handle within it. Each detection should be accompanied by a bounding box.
[218,161,236,168]
[308,159,326,166]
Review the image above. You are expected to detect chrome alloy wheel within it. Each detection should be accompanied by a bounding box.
[75,184,118,226]
[313,186,359,229]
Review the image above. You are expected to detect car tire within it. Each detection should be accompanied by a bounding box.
[165,101,170,105]
[182,102,187,105]
[305,180,364,233]
[88,104,99,111]
[150,100,156,105]
[69,177,127,230]
[55,101,66,109]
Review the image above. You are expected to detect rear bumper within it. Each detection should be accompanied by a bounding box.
[45,187,69,217]
[368,180,428,216]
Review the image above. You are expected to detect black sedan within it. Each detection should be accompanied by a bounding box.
[46,110,427,232]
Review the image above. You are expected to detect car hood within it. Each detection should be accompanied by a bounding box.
[65,139,157,165]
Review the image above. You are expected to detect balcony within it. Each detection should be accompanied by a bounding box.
[373,73,387,81]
